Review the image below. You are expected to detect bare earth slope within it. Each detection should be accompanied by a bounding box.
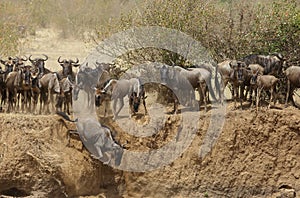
[0,105,299,197]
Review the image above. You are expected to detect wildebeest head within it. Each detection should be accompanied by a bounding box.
[58,56,80,77]
[94,87,111,107]
[230,61,246,84]
[130,92,141,113]
[160,65,169,85]
[0,57,14,74]
[159,65,177,85]
[250,70,260,86]
[13,56,27,71]
[29,54,48,75]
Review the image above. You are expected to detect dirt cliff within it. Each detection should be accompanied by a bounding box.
[0,104,299,197]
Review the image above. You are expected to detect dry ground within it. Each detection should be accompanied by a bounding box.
[0,99,300,197]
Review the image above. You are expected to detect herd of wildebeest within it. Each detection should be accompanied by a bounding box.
[0,53,299,119]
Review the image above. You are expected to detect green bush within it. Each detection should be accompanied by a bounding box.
[94,0,300,65]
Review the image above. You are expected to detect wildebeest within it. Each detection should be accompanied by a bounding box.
[72,63,103,108]
[250,72,279,110]
[0,67,6,111]
[56,56,80,81]
[0,57,15,82]
[39,72,61,114]
[159,64,216,112]
[56,112,124,166]
[13,56,28,71]
[101,78,147,120]
[241,53,285,76]
[56,76,73,115]
[29,54,51,78]
[216,60,248,108]
[188,65,217,111]
[30,71,40,114]
[5,71,20,112]
[19,65,33,112]
[284,66,300,106]
[241,64,265,103]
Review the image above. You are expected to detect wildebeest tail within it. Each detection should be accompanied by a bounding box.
[56,111,78,122]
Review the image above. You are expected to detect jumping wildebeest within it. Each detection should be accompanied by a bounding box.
[56,112,124,166]
[284,66,300,106]
[56,56,80,81]
[242,53,285,76]
[39,72,61,114]
[101,78,147,120]
[29,54,51,78]
[250,72,279,110]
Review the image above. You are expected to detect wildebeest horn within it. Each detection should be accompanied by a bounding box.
[41,54,48,61]
[58,56,63,63]
[21,56,28,61]
[29,55,34,62]
[74,58,79,64]
[276,53,284,60]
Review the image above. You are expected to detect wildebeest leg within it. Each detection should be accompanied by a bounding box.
[285,79,293,107]
[112,98,118,120]
[129,94,134,117]
[247,86,253,102]
[240,84,245,101]
[233,85,238,109]
[199,83,207,112]
[142,97,148,115]
[49,90,55,113]
[115,98,124,118]
[173,94,179,114]
[21,91,25,113]
[32,92,38,114]
[239,85,243,109]
[65,95,71,115]
[269,86,276,109]
[250,88,257,108]
[256,87,263,111]
[27,91,31,113]
[39,92,44,114]
[220,79,228,105]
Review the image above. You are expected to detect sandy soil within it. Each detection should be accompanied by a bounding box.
[19,28,92,70]
[0,102,300,197]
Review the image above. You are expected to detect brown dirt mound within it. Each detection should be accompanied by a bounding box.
[0,104,300,197]
[0,114,121,197]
